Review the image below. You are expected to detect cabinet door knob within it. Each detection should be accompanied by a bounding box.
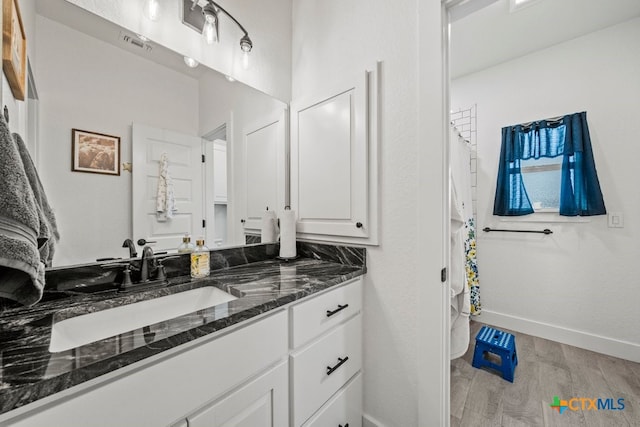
[326,356,349,376]
[339,424,349,427]
[356,222,363,228]
[240,219,246,224]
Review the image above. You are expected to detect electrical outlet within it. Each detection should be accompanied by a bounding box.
[608,212,624,228]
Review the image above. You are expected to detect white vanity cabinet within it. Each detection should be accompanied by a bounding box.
[289,278,363,427]
[291,65,380,246]
[3,277,364,427]
[6,310,288,427]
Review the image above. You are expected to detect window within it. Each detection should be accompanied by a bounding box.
[493,112,606,217]
[520,155,562,211]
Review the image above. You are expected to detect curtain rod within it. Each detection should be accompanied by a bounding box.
[483,227,552,235]
[514,115,565,130]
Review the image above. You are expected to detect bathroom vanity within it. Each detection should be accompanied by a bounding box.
[0,243,365,427]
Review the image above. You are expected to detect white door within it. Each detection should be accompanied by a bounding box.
[243,110,287,232]
[132,123,203,254]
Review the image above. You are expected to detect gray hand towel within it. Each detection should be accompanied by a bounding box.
[0,115,45,306]
[13,133,59,266]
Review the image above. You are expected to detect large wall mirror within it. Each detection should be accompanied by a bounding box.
[34,0,287,267]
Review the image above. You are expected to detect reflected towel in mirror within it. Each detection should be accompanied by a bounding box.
[156,152,177,222]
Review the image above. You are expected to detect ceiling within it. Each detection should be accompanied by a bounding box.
[37,0,208,79]
[450,0,640,79]
[38,0,640,86]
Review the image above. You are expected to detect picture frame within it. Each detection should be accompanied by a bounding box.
[2,0,26,101]
[72,129,121,176]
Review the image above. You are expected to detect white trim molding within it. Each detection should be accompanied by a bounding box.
[478,310,640,363]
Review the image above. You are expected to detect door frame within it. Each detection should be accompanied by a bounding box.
[417,1,452,426]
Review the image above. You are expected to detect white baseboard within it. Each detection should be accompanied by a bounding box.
[363,413,387,427]
[477,310,640,363]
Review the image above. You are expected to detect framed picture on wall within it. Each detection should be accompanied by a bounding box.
[2,0,27,101]
[72,129,121,176]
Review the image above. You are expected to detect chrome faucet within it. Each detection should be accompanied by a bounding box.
[139,246,157,282]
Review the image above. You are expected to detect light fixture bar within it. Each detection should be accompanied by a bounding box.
[182,0,205,33]
[181,0,252,52]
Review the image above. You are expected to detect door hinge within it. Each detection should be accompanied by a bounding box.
[202,219,206,228]
[201,154,205,163]
[441,267,447,283]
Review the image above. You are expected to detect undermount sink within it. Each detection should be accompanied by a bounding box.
[49,286,237,353]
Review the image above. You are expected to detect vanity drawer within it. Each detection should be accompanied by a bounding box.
[290,278,362,348]
[302,373,362,427]
[290,314,362,427]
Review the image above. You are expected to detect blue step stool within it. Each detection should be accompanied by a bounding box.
[472,326,518,382]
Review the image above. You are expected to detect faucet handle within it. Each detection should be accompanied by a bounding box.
[156,255,181,282]
[100,262,134,289]
[137,238,157,246]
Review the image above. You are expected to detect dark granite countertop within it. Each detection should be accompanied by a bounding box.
[0,242,365,416]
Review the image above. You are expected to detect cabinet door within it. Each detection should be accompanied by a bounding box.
[303,373,362,427]
[243,109,288,233]
[291,73,368,239]
[187,361,288,427]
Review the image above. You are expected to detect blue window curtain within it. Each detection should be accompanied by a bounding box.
[493,111,606,216]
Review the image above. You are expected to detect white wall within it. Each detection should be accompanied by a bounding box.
[65,0,292,102]
[35,15,199,265]
[293,0,446,425]
[452,17,640,360]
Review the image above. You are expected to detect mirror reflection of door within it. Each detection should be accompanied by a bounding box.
[132,123,204,254]
[203,124,229,248]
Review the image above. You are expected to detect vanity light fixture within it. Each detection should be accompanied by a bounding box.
[183,56,199,68]
[182,0,253,53]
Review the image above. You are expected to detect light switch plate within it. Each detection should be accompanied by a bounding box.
[608,212,624,228]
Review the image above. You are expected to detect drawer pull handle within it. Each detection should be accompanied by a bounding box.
[326,304,349,317]
[327,356,349,376]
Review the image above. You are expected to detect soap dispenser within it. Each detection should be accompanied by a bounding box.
[177,234,196,253]
[190,238,210,278]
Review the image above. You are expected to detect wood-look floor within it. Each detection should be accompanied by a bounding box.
[451,321,640,427]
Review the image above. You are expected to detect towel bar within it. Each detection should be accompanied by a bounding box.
[482,227,552,235]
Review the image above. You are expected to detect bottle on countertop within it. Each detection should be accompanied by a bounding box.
[190,238,210,278]
[177,234,196,254]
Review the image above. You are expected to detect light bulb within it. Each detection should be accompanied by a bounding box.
[183,56,199,68]
[203,21,217,45]
[143,0,160,21]
[242,51,249,70]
